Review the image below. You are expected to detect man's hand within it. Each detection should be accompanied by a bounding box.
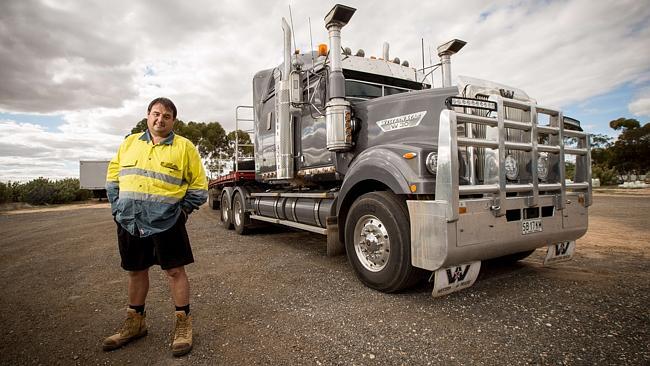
[181,207,191,221]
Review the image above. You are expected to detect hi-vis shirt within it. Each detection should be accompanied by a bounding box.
[106,130,208,237]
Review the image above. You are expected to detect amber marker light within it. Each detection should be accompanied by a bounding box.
[403,152,417,159]
[409,184,417,193]
[318,44,328,56]
[459,207,467,214]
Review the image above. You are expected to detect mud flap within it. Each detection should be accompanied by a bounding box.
[431,261,481,298]
[326,217,344,257]
[544,240,576,265]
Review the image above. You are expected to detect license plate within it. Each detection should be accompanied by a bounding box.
[521,218,542,235]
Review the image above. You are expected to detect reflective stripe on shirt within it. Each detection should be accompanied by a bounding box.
[119,190,182,205]
[119,167,184,186]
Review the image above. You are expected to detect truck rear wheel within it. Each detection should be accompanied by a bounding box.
[220,193,234,230]
[344,191,423,292]
[208,190,219,210]
[233,192,250,235]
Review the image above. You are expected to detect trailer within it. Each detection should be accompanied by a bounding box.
[79,160,110,198]
[209,4,592,297]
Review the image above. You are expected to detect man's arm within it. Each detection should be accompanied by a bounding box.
[106,149,121,216]
[180,145,208,215]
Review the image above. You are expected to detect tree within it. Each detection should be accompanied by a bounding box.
[195,122,229,176]
[590,133,613,167]
[226,130,254,159]
[608,120,650,177]
[131,118,148,134]
[609,117,641,131]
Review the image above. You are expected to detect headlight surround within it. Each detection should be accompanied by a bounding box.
[537,153,549,181]
[425,152,438,175]
[504,154,519,180]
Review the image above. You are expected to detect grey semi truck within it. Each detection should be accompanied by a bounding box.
[209,4,592,297]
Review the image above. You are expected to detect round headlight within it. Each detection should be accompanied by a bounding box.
[504,155,518,180]
[425,152,438,175]
[485,154,498,179]
[537,154,549,181]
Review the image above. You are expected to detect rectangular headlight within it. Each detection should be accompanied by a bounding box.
[445,97,497,111]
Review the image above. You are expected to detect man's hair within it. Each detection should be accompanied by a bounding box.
[147,97,177,119]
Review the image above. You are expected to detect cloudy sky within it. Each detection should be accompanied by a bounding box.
[1,0,649,182]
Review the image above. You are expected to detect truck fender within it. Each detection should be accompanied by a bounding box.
[232,186,255,212]
[337,146,418,218]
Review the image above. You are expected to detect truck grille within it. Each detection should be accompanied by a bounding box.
[465,95,532,186]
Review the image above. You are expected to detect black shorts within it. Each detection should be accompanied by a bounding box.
[116,215,194,271]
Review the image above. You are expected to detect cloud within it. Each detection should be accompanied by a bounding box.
[628,88,650,117]
[1,0,649,181]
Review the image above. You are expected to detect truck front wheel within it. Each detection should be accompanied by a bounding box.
[344,191,423,292]
[220,193,234,230]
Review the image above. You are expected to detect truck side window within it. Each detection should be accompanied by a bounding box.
[304,75,326,110]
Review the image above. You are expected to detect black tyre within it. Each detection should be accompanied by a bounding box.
[208,190,219,210]
[220,193,234,230]
[344,191,424,292]
[233,192,250,235]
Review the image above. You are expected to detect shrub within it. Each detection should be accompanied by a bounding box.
[3,178,93,205]
[592,165,618,186]
[20,177,56,205]
[52,178,78,203]
[0,182,10,203]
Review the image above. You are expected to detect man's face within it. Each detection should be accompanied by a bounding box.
[147,103,174,138]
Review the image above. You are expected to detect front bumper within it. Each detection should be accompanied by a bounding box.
[407,192,588,271]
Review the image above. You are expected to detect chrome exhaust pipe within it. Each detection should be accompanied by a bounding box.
[437,39,466,88]
[275,18,294,179]
[324,4,356,152]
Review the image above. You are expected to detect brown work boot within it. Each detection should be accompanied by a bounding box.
[171,311,193,357]
[102,308,148,351]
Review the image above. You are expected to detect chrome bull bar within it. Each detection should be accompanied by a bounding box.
[406,96,591,272]
[436,95,592,222]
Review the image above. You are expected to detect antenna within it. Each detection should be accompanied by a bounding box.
[308,17,314,65]
[421,38,425,74]
[289,4,297,53]
[428,45,433,88]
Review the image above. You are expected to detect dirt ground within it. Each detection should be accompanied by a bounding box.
[0,193,648,365]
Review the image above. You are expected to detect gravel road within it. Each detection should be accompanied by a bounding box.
[0,193,648,365]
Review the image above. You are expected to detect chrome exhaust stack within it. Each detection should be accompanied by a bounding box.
[382,42,389,60]
[324,4,356,152]
[274,18,294,179]
[437,39,466,88]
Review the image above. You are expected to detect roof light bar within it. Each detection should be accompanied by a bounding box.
[445,97,497,111]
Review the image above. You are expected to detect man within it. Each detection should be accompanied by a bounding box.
[103,97,208,357]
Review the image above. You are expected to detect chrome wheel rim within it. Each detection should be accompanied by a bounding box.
[221,197,229,222]
[234,197,242,226]
[353,214,390,272]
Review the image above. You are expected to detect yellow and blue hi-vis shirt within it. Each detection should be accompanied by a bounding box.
[106,130,208,237]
